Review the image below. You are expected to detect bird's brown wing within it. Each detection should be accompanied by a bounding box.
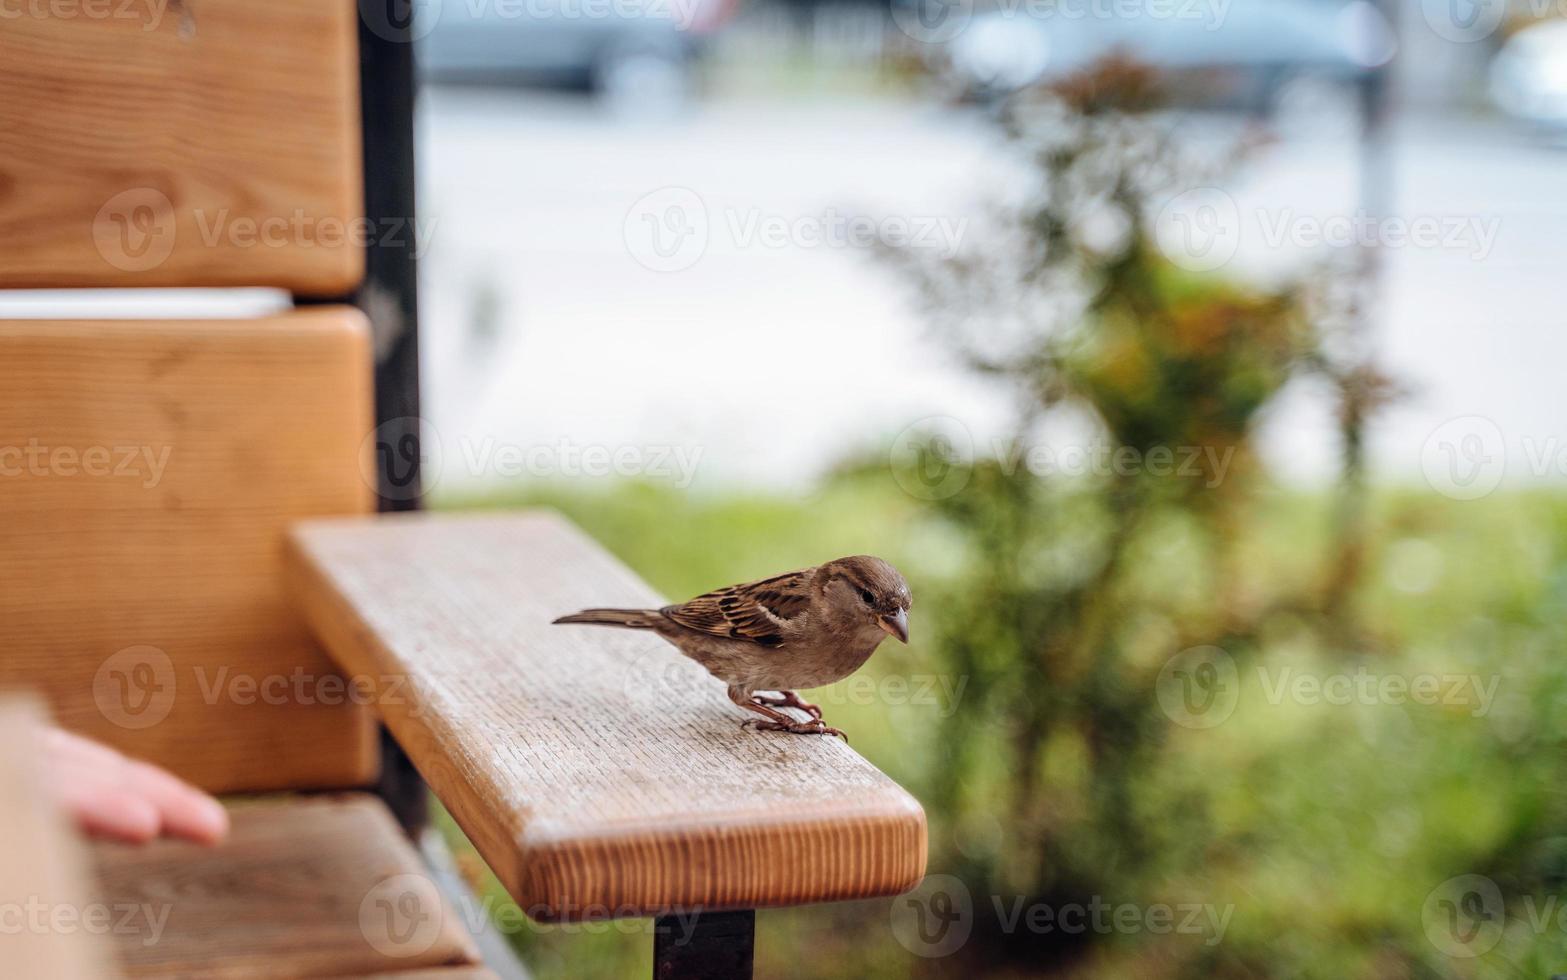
[660,569,814,649]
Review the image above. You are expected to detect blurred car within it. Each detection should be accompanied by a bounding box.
[923,0,1395,112]
[417,0,737,105]
[1490,20,1567,128]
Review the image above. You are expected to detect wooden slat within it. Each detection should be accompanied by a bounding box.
[0,697,122,979]
[0,310,378,792]
[92,794,482,977]
[0,0,363,294]
[286,512,928,921]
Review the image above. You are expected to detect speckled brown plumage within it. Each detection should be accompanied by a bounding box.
[555,556,912,739]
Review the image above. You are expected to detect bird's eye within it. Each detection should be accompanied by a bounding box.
[859,588,875,605]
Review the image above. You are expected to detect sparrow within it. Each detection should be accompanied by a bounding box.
[553,555,911,739]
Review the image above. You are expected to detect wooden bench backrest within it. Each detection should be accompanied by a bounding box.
[0,1,380,792]
[0,0,364,294]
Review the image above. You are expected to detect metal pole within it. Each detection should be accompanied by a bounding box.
[354,0,428,833]
[654,910,756,980]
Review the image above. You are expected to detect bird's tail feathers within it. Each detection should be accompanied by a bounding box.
[552,608,659,629]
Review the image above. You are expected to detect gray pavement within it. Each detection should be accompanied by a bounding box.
[416,87,1566,496]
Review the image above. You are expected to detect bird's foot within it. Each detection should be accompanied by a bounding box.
[742,717,847,741]
[752,691,823,720]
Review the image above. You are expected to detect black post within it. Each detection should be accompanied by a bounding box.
[354,1,428,833]
[653,910,755,980]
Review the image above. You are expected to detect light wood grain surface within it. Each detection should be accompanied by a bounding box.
[0,0,362,294]
[287,512,928,921]
[92,794,481,978]
[0,310,378,793]
[0,697,121,979]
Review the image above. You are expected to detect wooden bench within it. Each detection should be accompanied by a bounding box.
[288,512,926,920]
[0,2,927,977]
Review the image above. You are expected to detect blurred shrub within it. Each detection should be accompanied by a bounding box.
[879,61,1328,961]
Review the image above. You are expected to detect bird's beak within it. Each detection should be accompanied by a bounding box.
[878,608,909,644]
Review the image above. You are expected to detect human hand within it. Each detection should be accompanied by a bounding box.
[44,727,229,845]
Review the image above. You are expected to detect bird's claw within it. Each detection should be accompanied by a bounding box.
[752,691,824,720]
[741,718,847,742]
